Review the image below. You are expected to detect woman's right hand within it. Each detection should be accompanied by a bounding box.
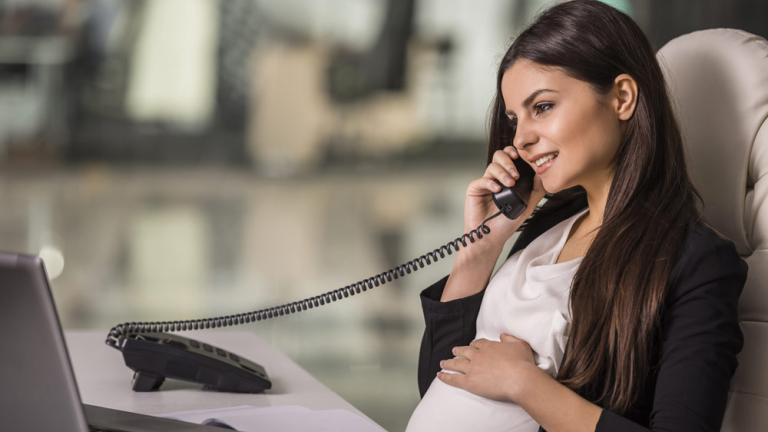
[463,146,545,250]
[441,147,545,302]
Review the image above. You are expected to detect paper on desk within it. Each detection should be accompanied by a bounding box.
[161,404,386,432]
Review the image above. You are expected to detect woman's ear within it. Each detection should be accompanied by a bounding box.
[612,73,638,121]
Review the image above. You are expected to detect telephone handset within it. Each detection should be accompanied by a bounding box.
[106,159,535,393]
[492,156,535,220]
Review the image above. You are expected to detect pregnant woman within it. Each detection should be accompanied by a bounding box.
[407,1,747,431]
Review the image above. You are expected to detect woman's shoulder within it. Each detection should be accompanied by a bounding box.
[667,220,748,302]
[676,220,745,272]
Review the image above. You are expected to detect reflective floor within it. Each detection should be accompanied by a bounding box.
[0,163,515,431]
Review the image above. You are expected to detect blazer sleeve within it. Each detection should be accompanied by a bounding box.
[417,274,486,397]
[596,231,748,431]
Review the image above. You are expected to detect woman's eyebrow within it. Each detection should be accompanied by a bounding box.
[505,88,558,116]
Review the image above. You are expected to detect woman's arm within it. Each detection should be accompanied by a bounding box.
[515,367,603,432]
[441,240,505,301]
[417,241,505,396]
[416,196,584,397]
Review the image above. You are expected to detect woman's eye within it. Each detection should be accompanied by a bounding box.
[533,102,553,116]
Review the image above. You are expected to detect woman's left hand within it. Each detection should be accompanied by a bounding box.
[437,334,542,403]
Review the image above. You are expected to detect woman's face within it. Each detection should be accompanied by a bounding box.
[500,59,630,194]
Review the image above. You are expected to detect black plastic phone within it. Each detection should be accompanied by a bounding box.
[493,156,535,220]
[123,332,271,393]
[106,158,534,393]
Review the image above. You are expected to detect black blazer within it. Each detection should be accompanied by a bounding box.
[417,197,748,431]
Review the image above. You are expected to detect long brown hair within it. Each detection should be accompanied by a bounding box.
[489,0,702,413]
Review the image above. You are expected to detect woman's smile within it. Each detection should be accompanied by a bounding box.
[532,151,559,175]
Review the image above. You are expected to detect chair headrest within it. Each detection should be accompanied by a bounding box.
[656,28,768,256]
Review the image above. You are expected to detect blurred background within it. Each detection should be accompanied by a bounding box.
[1,0,766,430]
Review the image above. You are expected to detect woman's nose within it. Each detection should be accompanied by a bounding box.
[512,122,538,151]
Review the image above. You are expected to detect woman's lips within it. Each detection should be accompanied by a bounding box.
[533,153,557,175]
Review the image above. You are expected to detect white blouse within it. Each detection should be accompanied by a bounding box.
[406,208,589,432]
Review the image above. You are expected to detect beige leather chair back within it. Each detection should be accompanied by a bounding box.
[657,28,768,431]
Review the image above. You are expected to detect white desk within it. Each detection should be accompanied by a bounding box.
[65,330,385,430]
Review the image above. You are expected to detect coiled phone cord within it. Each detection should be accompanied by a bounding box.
[105,210,506,350]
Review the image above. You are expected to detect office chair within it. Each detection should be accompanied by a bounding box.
[657,28,768,431]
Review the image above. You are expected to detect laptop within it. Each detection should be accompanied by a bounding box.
[0,252,226,431]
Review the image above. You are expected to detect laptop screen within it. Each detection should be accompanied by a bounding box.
[0,252,88,431]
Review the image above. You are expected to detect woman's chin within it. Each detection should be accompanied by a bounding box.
[540,178,575,195]
[541,178,562,194]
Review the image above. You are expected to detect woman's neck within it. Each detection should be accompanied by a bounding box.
[580,171,613,233]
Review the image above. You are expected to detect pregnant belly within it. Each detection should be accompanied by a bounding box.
[406,376,539,432]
